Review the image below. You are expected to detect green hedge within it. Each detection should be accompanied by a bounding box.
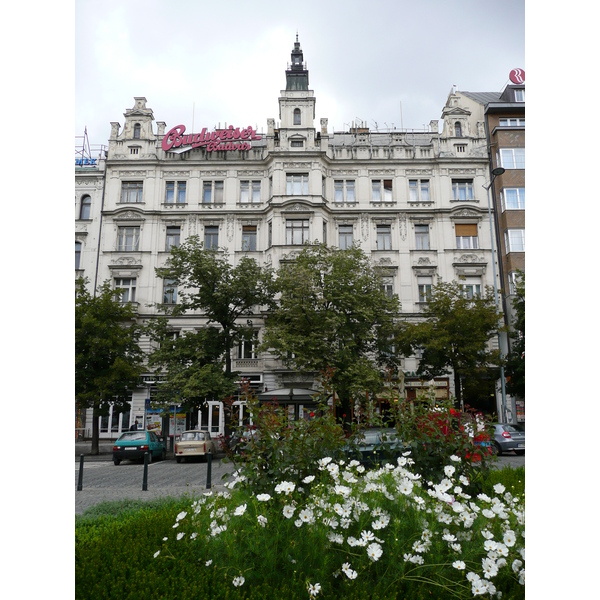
[76,466,524,599]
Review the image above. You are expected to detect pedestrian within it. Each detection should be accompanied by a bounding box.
[130,419,138,431]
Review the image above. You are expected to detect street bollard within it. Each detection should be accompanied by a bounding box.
[206,452,212,489]
[77,454,85,491]
[142,452,149,491]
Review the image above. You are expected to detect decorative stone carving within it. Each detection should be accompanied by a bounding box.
[399,213,407,241]
[361,213,369,240]
[227,214,235,241]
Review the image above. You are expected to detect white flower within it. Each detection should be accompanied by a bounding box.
[372,514,390,530]
[302,475,315,484]
[176,532,185,540]
[482,557,499,579]
[205,559,213,567]
[234,503,247,516]
[481,529,494,540]
[459,475,470,486]
[299,508,315,524]
[449,454,461,462]
[282,505,296,519]
[341,562,357,579]
[176,510,187,521]
[367,542,383,562]
[257,515,268,527]
[328,532,344,544]
[256,493,271,502]
[307,582,322,597]
[471,578,489,596]
[484,540,498,552]
[444,465,456,478]
[318,457,333,468]
[503,530,516,547]
[482,509,495,519]
[361,530,376,543]
[512,559,523,574]
[190,532,198,540]
[518,569,525,585]
[452,560,466,570]
[232,575,245,587]
[275,481,296,495]
[442,533,457,542]
[493,483,506,494]
[153,550,160,558]
[466,572,479,582]
[477,493,492,503]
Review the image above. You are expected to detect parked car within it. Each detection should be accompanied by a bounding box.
[174,430,216,463]
[113,430,166,465]
[492,423,525,456]
[347,428,405,465]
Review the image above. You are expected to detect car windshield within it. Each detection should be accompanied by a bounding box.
[181,432,206,441]
[504,425,522,434]
[118,432,147,441]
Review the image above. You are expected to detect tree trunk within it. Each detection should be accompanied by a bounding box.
[453,369,463,412]
[91,401,100,455]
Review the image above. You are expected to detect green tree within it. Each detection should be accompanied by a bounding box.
[155,236,275,430]
[146,318,237,425]
[396,280,501,411]
[261,244,400,428]
[505,271,525,399]
[75,278,145,454]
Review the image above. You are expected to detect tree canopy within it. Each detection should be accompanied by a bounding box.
[261,244,400,425]
[75,278,145,454]
[396,280,501,410]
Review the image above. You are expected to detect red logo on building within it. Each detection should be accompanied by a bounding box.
[509,69,525,84]
[162,124,262,153]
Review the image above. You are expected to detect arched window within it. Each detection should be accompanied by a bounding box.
[133,123,141,139]
[75,241,82,270]
[454,122,462,137]
[293,108,301,125]
[80,195,91,219]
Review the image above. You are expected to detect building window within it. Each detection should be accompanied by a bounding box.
[376,224,392,250]
[120,181,143,203]
[133,123,141,139]
[334,180,356,203]
[286,219,309,245]
[204,226,219,249]
[508,271,523,295]
[415,225,430,250]
[501,187,525,211]
[505,229,525,252]
[461,278,481,299]
[454,122,463,137]
[409,180,430,202]
[514,89,525,102]
[499,148,525,169]
[286,173,309,195]
[75,241,82,270]
[452,179,474,201]
[238,331,258,359]
[293,108,301,125]
[339,225,354,249]
[268,221,272,247]
[240,180,261,203]
[203,181,224,204]
[130,147,139,155]
[115,277,136,303]
[455,224,478,249]
[165,181,186,204]
[165,226,181,251]
[499,118,525,127]
[418,276,432,303]
[79,195,91,219]
[242,225,257,251]
[372,179,393,202]
[290,140,304,148]
[455,144,467,153]
[117,226,140,251]
[162,279,177,304]
[381,275,394,298]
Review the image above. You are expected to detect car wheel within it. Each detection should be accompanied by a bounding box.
[176,456,181,463]
[113,459,121,466]
[493,442,503,456]
[514,450,525,456]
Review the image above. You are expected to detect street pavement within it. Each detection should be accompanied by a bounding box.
[74,441,524,516]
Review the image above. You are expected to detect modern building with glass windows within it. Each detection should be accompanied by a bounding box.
[76,37,522,438]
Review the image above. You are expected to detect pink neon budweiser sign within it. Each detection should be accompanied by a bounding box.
[162,124,261,152]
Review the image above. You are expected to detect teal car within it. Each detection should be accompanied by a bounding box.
[112,430,166,465]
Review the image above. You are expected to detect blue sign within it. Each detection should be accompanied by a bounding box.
[75,158,97,166]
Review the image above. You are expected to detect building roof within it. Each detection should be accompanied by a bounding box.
[458,91,501,105]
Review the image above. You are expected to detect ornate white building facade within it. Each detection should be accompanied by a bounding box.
[76,38,509,439]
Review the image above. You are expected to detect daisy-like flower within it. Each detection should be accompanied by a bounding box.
[256,493,271,502]
[275,481,296,495]
[493,483,506,494]
[512,559,523,574]
[302,475,315,484]
[317,457,333,469]
[341,562,358,579]
[257,515,268,528]
[442,533,457,542]
[327,532,344,544]
[444,465,456,478]
[234,503,247,516]
[307,582,322,597]
[299,508,315,524]
[282,505,296,519]
[471,578,489,596]
[449,454,461,462]
[176,510,187,521]
[452,560,466,570]
[503,530,516,547]
[176,532,185,540]
[153,550,160,558]
[232,575,245,587]
[190,532,198,540]
[367,542,383,562]
[205,559,213,567]
[482,557,499,579]
[372,514,390,530]
[482,509,495,519]
[484,539,498,552]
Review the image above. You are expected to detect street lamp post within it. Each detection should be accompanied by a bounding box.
[483,167,509,423]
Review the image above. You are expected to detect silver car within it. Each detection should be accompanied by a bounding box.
[492,423,525,456]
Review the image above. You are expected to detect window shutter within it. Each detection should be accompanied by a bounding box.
[455,224,477,236]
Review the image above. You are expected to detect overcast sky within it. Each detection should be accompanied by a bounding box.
[75,0,525,146]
